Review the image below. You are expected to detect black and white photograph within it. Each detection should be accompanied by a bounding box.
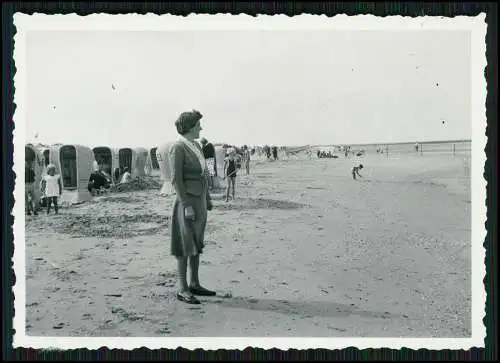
[12,13,487,350]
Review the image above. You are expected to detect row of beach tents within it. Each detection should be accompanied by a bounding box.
[25,142,230,206]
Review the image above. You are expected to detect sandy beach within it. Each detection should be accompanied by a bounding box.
[24,153,471,337]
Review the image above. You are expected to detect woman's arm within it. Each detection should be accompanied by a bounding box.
[169,142,188,203]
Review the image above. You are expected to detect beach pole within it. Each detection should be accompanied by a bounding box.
[386,145,389,159]
[453,143,456,158]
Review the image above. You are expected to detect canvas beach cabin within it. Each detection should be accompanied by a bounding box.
[25,144,45,210]
[134,147,149,177]
[214,145,227,184]
[145,147,160,176]
[156,142,176,196]
[117,147,139,179]
[36,146,51,169]
[92,146,119,184]
[49,144,94,204]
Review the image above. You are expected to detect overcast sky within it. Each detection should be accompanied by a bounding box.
[25,30,471,148]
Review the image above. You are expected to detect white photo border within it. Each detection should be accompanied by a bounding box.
[11,13,487,351]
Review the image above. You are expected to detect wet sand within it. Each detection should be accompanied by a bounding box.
[24,153,471,337]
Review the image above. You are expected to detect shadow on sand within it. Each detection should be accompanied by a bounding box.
[202,295,403,321]
[213,197,307,211]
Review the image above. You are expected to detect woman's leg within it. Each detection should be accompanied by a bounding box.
[226,178,230,201]
[189,255,215,295]
[176,257,190,293]
[53,197,59,214]
[189,255,200,287]
[231,177,236,199]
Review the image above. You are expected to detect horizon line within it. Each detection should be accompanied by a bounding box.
[26,137,471,150]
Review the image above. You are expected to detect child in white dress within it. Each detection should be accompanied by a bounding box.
[40,164,62,214]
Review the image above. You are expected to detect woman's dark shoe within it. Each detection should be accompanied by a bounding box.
[176,292,201,304]
[189,286,216,296]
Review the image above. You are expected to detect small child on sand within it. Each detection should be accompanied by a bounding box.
[352,164,363,180]
[40,164,62,214]
[223,148,238,202]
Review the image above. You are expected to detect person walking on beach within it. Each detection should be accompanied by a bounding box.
[200,137,217,189]
[25,160,37,215]
[223,148,238,202]
[169,109,215,305]
[352,164,363,180]
[40,164,62,214]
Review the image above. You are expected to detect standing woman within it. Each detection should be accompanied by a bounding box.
[169,110,215,304]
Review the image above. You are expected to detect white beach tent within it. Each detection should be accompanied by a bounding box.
[25,144,45,210]
[156,142,176,196]
[214,145,226,178]
[92,146,119,183]
[49,144,94,204]
[117,147,138,178]
[145,147,160,176]
[134,147,149,177]
[211,145,227,188]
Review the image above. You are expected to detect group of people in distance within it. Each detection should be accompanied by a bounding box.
[200,138,251,202]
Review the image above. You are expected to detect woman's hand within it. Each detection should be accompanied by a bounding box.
[184,205,196,220]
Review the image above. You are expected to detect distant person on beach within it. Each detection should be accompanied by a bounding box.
[40,164,62,214]
[200,137,217,189]
[242,145,251,175]
[272,146,278,160]
[120,167,132,184]
[352,164,363,180]
[264,145,271,159]
[223,148,238,202]
[25,160,37,215]
[169,109,215,305]
[88,169,111,194]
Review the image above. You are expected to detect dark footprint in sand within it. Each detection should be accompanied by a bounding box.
[230,280,240,284]
[157,327,171,334]
[53,322,65,329]
[82,313,92,320]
